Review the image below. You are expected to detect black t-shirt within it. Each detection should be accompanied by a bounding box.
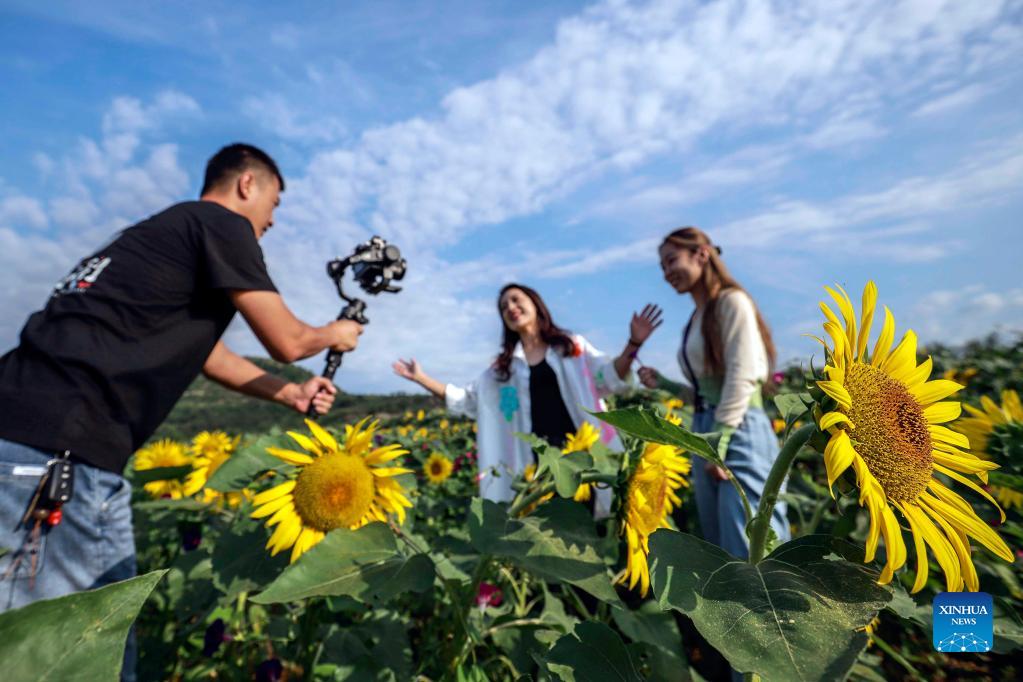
[0,201,277,473]
[528,359,576,450]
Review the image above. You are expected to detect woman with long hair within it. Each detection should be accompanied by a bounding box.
[394,283,661,516]
[638,227,788,558]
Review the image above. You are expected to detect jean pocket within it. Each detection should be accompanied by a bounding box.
[0,463,50,581]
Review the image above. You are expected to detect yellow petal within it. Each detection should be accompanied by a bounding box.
[920,494,1013,563]
[286,430,323,456]
[823,431,856,494]
[266,447,314,466]
[881,330,918,378]
[252,480,297,506]
[252,494,293,519]
[909,379,964,406]
[819,411,854,431]
[856,282,877,362]
[871,306,896,367]
[923,401,962,425]
[911,503,963,592]
[893,356,932,387]
[898,503,931,593]
[817,380,852,410]
[931,466,1005,523]
[304,419,339,453]
[929,425,971,450]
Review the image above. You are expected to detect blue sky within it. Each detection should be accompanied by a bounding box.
[1,0,1021,394]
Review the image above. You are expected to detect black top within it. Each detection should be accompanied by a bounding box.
[528,359,576,449]
[0,201,277,473]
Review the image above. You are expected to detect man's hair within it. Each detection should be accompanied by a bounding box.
[200,143,285,196]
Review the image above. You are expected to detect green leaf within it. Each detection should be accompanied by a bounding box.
[130,465,193,485]
[469,498,619,604]
[546,621,643,682]
[589,407,718,463]
[0,570,166,681]
[252,523,434,604]
[211,518,289,599]
[206,432,294,492]
[542,449,591,498]
[773,393,811,427]
[992,595,1023,653]
[132,498,211,512]
[613,602,690,682]
[649,531,891,682]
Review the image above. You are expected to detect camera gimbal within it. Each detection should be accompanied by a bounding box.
[307,236,407,418]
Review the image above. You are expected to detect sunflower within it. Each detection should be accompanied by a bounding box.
[619,442,690,596]
[954,389,1022,455]
[812,282,1012,592]
[424,452,453,484]
[251,418,413,563]
[562,421,601,502]
[134,438,192,499]
[955,389,1023,512]
[183,431,248,507]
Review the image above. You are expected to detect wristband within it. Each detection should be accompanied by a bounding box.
[628,336,644,347]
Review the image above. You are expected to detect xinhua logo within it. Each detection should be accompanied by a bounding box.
[932,592,993,653]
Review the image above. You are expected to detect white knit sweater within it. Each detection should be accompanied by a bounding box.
[677,289,770,428]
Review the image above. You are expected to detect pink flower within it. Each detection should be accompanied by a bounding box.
[772,371,785,385]
[476,582,503,609]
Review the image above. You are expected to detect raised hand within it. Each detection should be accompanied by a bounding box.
[630,303,663,346]
[392,358,423,383]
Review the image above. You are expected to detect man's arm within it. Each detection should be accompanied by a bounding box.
[230,290,361,363]
[203,341,337,414]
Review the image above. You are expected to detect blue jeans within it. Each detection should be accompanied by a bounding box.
[691,408,790,559]
[0,438,137,680]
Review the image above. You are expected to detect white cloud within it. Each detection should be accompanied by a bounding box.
[912,83,994,118]
[0,196,48,230]
[242,94,348,143]
[714,139,1023,248]
[913,285,1023,344]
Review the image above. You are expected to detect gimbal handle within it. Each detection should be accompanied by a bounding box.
[305,299,367,419]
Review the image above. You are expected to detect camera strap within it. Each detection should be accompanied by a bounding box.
[681,312,707,413]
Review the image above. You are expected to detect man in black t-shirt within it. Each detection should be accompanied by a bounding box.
[0,145,363,625]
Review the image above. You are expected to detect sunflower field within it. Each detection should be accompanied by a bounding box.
[1,283,1021,682]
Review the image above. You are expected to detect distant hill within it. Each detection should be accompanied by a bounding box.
[151,357,440,442]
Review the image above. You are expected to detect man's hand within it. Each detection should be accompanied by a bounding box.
[287,377,339,415]
[328,319,364,353]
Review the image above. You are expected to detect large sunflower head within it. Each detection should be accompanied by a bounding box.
[619,442,690,597]
[424,452,453,484]
[134,438,192,499]
[812,282,1012,592]
[251,418,413,563]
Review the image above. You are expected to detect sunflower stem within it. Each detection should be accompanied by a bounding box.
[748,424,815,564]
[507,472,617,517]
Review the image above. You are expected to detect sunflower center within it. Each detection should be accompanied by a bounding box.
[844,362,932,501]
[430,461,443,475]
[292,454,375,531]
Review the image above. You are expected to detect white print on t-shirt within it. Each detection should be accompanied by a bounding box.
[52,256,112,297]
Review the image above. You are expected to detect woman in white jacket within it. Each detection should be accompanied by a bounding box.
[393,283,661,516]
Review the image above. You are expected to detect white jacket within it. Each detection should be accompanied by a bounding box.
[445,334,633,517]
